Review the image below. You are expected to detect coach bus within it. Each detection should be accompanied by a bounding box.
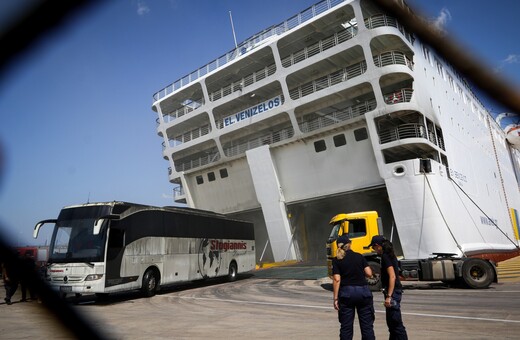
[33,201,256,297]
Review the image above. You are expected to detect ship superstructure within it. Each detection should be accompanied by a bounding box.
[151,0,520,263]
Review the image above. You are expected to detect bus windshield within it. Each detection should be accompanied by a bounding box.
[49,218,106,263]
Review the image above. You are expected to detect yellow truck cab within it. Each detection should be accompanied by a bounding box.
[326,211,382,278]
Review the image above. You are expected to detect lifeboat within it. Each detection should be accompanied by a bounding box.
[505,124,520,149]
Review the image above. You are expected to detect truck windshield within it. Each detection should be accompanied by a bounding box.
[49,217,107,263]
[328,223,341,243]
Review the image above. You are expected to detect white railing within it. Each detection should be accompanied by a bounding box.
[173,185,185,200]
[299,99,376,132]
[223,127,295,157]
[162,98,204,123]
[164,125,211,149]
[289,61,367,99]
[383,88,413,104]
[379,123,426,144]
[281,25,357,68]
[174,151,221,172]
[364,14,414,44]
[209,64,277,102]
[373,51,413,70]
[378,123,444,150]
[153,0,348,101]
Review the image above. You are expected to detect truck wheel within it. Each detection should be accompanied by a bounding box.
[228,261,238,282]
[142,269,159,297]
[461,259,494,289]
[367,261,382,292]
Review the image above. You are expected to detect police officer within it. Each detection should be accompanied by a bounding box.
[368,235,408,340]
[332,235,375,340]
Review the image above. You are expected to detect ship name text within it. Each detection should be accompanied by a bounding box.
[224,96,281,127]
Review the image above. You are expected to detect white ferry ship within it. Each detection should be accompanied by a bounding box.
[151,0,520,264]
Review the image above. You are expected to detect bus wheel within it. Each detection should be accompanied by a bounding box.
[142,269,158,297]
[461,258,494,289]
[228,261,238,282]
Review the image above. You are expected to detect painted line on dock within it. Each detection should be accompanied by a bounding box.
[172,296,520,323]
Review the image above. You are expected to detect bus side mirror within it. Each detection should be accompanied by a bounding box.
[93,214,119,235]
[33,219,57,239]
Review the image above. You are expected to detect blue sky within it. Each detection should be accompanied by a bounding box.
[1,0,519,247]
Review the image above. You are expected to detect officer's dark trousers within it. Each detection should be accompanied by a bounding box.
[385,290,408,340]
[338,285,375,340]
[4,280,18,302]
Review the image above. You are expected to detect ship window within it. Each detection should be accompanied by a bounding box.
[219,168,228,178]
[196,175,204,185]
[354,128,368,141]
[333,134,347,147]
[208,172,216,182]
[314,140,326,152]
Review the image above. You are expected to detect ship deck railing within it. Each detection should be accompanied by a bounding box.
[160,49,412,129]
[173,185,184,197]
[374,50,413,70]
[383,88,413,105]
[170,99,379,172]
[163,124,211,150]
[289,60,367,100]
[174,151,221,173]
[364,14,415,44]
[223,127,295,158]
[152,0,348,102]
[281,25,357,68]
[299,99,377,133]
[209,64,277,103]
[378,122,443,149]
[159,98,205,125]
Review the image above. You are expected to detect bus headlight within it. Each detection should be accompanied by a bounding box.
[85,274,104,281]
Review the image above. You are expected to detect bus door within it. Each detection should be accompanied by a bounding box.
[105,226,126,287]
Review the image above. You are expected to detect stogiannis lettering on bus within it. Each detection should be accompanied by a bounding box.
[210,240,247,251]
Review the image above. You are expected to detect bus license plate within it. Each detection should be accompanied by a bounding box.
[60,286,72,292]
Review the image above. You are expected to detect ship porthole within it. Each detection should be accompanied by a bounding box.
[393,165,406,176]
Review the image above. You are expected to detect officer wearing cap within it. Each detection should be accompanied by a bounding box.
[332,235,375,340]
[368,235,408,339]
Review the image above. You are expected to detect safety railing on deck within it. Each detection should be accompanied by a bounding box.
[373,51,413,70]
[164,125,211,149]
[209,64,277,102]
[174,151,221,172]
[162,98,204,123]
[289,60,367,99]
[383,88,413,104]
[173,185,185,200]
[364,14,414,44]
[223,127,295,157]
[153,0,347,102]
[379,123,426,144]
[281,25,357,68]
[299,99,376,133]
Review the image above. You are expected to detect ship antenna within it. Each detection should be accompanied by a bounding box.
[229,11,238,50]
[87,191,90,204]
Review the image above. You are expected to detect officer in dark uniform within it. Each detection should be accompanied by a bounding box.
[368,235,408,340]
[332,235,375,340]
